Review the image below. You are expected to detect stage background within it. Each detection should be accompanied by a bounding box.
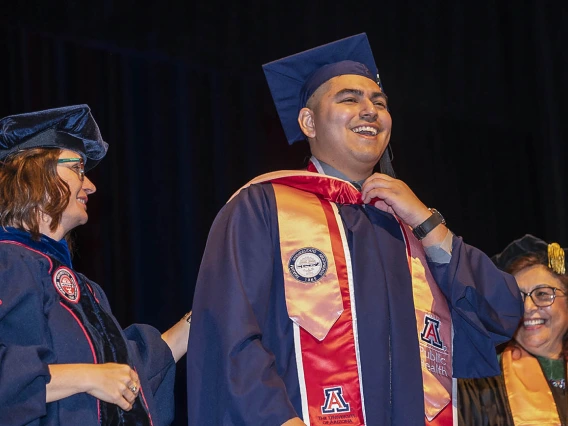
[1,1,567,424]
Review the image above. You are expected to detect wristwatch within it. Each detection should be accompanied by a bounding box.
[412,208,446,240]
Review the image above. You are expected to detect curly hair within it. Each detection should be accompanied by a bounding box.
[507,253,568,360]
[0,148,71,240]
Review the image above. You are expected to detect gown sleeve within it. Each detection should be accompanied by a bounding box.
[0,248,55,425]
[123,324,176,426]
[428,236,523,378]
[186,184,299,426]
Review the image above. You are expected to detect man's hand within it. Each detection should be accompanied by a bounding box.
[361,173,448,246]
[361,173,430,227]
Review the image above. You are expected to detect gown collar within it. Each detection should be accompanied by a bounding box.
[0,226,73,267]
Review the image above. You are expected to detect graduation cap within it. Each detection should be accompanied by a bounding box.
[0,104,108,171]
[263,33,383,145]
[492,234,566,275]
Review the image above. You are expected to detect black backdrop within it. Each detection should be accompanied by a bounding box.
[1,1,567,424]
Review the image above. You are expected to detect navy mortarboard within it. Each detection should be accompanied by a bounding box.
[262,33,383,145]
[0,105,108,170]
[492,234,567,275]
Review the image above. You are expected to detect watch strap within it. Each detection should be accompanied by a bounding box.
[412,208,445,241]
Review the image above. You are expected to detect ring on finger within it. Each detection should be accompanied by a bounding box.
[129,383,138,394]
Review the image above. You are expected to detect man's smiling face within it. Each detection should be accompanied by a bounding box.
[300,74,392,180]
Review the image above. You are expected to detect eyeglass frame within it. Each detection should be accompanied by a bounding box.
[519,286,566,308]
[57,157,85,181]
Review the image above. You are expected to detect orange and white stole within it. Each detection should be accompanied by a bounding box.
[399,225,455,425]
[231,170,455,425]
[502,345,563,425]
[274,183,365,425]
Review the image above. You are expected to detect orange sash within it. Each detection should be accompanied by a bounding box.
[400,224,454,423]
[502,345,563,425]
[273,183,344,341]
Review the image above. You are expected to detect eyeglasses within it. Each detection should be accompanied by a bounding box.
[57,158,85,181]
[520,286,566,308]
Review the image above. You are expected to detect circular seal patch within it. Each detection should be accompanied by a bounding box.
[288,247,328,283]
[52,267,80,303]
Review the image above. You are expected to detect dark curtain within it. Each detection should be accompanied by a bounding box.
[1,1,566,424]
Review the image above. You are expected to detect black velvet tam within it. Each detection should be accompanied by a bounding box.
[492,234,567,273]
[0,104,108,170]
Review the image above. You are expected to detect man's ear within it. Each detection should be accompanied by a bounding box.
[298,107,316,139]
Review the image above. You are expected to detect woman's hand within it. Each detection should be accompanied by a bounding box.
[47,363,140,411]
[282,417,307,426]
[161,311,192,362]
[83,363,140,410]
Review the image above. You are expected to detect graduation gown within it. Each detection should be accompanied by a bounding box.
[0,228,176,426]
[186,180,522,425]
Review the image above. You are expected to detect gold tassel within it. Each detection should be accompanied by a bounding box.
[548,243,566,275]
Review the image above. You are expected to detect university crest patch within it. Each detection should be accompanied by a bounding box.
[52,267,80,303]
[288,247,328,283]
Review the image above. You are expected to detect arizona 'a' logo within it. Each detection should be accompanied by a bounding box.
[420,315,444,350]
[321,386,350,414]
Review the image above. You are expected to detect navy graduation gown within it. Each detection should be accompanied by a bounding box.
[186,183,522,425]
[0,228,176,426]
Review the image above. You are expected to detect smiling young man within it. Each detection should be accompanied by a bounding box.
[187,34,523,426]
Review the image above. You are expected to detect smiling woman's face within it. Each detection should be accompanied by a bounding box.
[514,264,568,359]
[40,149,97,240]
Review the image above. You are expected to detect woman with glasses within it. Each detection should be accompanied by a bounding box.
[0,105,191,426]
[459,234,568,425]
